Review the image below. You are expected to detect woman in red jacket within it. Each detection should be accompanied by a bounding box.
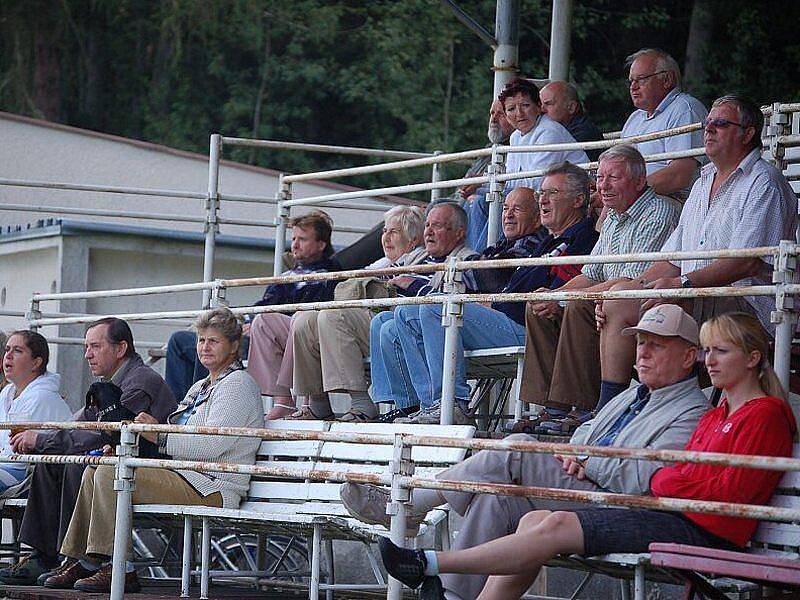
[379,312,797,600]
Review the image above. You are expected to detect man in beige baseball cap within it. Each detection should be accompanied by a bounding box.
[622,304,700,346]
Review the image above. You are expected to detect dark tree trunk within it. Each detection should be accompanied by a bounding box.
[32,16,63,121]
[684,0,713,95]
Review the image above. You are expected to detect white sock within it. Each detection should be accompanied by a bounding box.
[125,560,135,573]
[423,550,439,576]
[78,559,100,571]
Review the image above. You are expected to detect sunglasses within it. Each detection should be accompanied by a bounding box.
[702,117,746,129]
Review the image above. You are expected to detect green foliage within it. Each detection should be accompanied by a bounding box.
[1,0,799,196]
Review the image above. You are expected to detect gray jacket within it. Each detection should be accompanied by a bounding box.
[427,244,476,293]
[570,376,709,495]
[161,365,263,508]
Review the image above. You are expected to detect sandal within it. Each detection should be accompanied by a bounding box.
[286,406,336,421]
[265,403,296,420]
[337,410,375,423]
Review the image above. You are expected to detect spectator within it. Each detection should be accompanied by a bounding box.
[0,331,7,391]
[0,318,175,586]
[598,95,797,411]
[290,205,427,421]
[501,78,589,192]
[540,80,603,160]
[343,305,710,600]
[0,331,72,492]
[377,312,796,600]
[395,167,596,425]
[369,202,475,422]
[622,48,708,199]
[460,100,515,253]
[41,308,262,593]
[246,210,340,419]
[517,144,680,433]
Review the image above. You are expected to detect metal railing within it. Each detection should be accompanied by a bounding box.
[1,421,797,600]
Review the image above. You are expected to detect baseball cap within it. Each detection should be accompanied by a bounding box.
[622,304,699,345]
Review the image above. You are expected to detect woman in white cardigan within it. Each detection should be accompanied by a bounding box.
[49,307,263,594]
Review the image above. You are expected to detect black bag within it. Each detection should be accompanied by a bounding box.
[85,381,161,458]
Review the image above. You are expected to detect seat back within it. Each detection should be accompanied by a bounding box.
[750,443,800,559]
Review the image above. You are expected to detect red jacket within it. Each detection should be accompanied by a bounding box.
[650,396,796,547]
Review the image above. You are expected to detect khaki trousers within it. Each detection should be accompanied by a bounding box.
[60,466,222,560]
[519,299,601,412]
[435,434,602,600]
[247,313,294,396]
[292,308,372,395]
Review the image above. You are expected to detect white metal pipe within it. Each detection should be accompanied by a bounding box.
[310,524,322,600]
[33,280,215,301]
[0,202,206,223]
[430,151,443,202]
[219,192,395,211]
[218,216,371,234]
[273,178,289,275]
[440,300,462,426]
[219,136,434,159]
[200,517,211,599]
[0,177,206,200]
[181,516,192,597]
[202,134,222,309]
[548,0,573,81]
[47,336,165,348]
[634,564,646,600]
[493,0,520,96]
[110,426,136,600]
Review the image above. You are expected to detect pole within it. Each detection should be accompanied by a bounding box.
[439,257,464,425]
[548,0,574,80]
[273,175,290,276]
[386,435,413,600]
[486,143,507,246]
[493,0,520,98]
[110,424,136,600]
[430,151,443,202]
[26,299,41,333]
[202,134,222,309]
[772,240,798,391]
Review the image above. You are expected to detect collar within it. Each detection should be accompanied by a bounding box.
[700,148,762,181]
[544,217,592,248]
[105,358,130,385]
[608,187,656,223]
[644,87,681,120]
[647,372,699,403]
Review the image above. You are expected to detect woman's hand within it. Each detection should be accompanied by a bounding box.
[134,412,159,444]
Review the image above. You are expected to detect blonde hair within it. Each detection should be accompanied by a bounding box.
[194,307,244,343]
[699,312,786,400]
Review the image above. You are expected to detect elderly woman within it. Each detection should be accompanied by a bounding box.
[0,331,72,491]
[45,307,263,593]
[290,205,426,421]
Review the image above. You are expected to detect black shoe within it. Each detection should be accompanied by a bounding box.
[37,560,75,586]
[376,406,420,424]
[0,553,57,585]
[378,537,427,589]
[420,575,446,600]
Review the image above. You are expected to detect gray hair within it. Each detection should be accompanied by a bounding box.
[711,95,764,150]
[384,205,425,245]
[194,307,243,343]
[426,200,468,231]
[598,144,647,181]
[543,161,591,213]
[625,48,681,87]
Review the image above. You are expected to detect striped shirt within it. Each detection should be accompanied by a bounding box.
[660,149,798,331]
[582,187,680,282]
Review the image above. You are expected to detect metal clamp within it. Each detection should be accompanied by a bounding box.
[26,298,42,332]
[209,280,228,308]
[386,434,414,600]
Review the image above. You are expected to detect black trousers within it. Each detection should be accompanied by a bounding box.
[18,463,87,562]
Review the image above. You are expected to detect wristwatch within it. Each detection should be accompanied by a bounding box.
[680,274,693,288]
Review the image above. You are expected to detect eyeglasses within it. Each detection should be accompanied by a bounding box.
[538,188,563,199]
[702,117,745,129]
[628,70,667,87]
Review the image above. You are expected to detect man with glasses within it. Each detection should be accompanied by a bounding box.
[514,145,680,434]
[597,95,797,407]
[622,48,707,200]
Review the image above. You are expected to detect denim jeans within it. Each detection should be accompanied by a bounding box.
[369,310,420,409]
[395,302,526,408]
[462,188,506,254]
[0,463,28,493]
[164,331,208,402]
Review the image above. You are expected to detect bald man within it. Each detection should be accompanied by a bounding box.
[540,81,603,161]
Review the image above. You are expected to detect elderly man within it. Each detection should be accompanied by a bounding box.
[622,48,707,199]
[0,318,176,586]
[502,78,589,192]
[598,95,798,406]
[540,80,603,161]
[343,304,709,600]
[369,202,475,422]
[397,165,598,425]
[518,144,680,433]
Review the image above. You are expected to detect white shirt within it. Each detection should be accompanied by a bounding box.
[0,372,72,455]
[660,149,798,331]
[622,88,708,197]
[506,114,589,191]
